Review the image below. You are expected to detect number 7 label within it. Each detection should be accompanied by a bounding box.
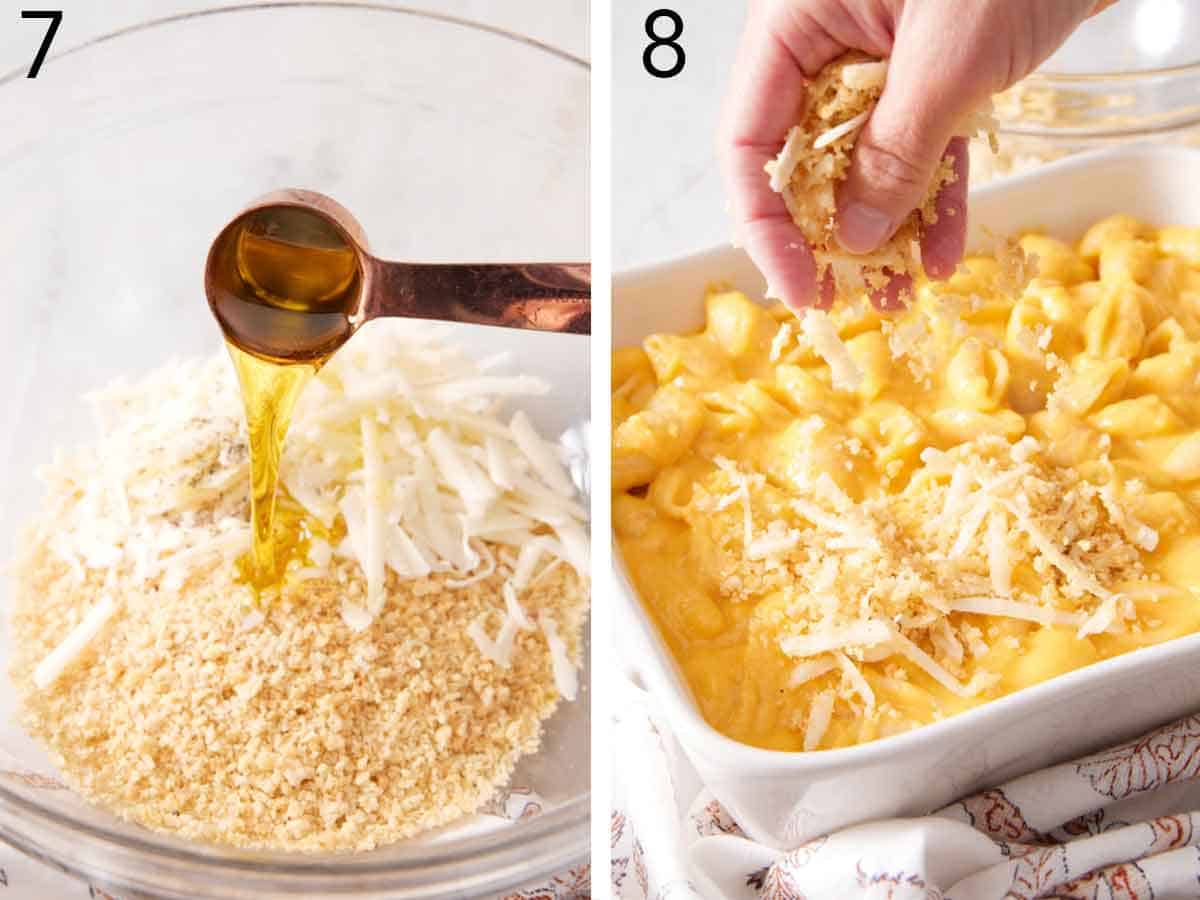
[22,10,63,79]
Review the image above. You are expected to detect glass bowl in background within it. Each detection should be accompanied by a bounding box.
[0,4,589,898]
[972,0,1200,181]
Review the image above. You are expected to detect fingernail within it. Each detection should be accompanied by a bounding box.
[837,203,893,254]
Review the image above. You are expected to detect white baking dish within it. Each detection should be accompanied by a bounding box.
[612,144,1200,848]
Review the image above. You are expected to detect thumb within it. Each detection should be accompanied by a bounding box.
[835,8,991,256]
[835,68,968,255]
[836,0,1098,255]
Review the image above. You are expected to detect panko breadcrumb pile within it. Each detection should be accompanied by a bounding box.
[765,51,996,296]
[9,322,588,851]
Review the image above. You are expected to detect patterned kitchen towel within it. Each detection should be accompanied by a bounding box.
[613,678,1200,900]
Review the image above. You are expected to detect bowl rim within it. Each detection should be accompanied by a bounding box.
[612,142,1200,774]
[0,784,590,889]
[0,0,587,88]
[1028,60,1200,83]
[0,2,589,893]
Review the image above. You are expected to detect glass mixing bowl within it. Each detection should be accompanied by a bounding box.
[973,0,1200,182]
[0,4,589,897]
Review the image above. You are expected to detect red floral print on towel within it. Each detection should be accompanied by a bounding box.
[1052,861,1152,900]
[692,797,746,838]
[960,789,1045,844]
[1004,845,1070,900]
[855,862,943,899]
[1075,716,1200,800]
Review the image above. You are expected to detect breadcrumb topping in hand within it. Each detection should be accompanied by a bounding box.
[764,51,996,298]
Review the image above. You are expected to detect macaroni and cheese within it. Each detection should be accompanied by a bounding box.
[613,216,1200,752]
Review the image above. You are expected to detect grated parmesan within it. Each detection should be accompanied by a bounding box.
[799,309,863,392]
[540,613,578,702]
[947,596,1084,629]
[33,595,118,689]
[359,415,387,614]
[769,321,795,363]
[812,109,870,151]
[985,509,1013,595]
[804,691,836,752]
[834,651,875,711]
[781,620,891,658]
[503,580,535,631]
[510,410,576,498]
[789,657,838,688]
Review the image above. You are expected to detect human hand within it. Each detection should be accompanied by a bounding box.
[719,0,1107,310]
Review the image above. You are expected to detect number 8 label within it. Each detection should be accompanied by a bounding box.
[643,9,685,79]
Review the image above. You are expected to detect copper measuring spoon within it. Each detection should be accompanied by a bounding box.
[205,189,590,364]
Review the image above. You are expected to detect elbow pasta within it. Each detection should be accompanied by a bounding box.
[613,216,1200,752]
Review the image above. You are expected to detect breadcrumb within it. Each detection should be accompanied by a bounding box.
[764,51,995,297]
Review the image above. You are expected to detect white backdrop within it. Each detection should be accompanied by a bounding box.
[612,1,746,270]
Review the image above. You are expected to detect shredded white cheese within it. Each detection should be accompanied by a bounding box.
[1078,594,1125,638]
[359,415,387,615]
[887,627,979,698]
[986,508,1013,596]
[484,434,521,491]
[930,618,964,665]
[34,595,118,689]
[813,109,870,150]
[835,651,875,711]
[840,59,888,91]
[467,609,524,670]
[789,657,837,688]
[444,540,495,588]
[511,538,556,591]
[947,595,1085,629]
[511,411,576,498]
[540,614,578,701]
[948,499,990,559]
[1004,499,1112,601]
[1099,484,1159,552]
[426,427,501,518]
[780,620,891,658]
[804,690,836,752]
[768,126,807,193]
[800,309,863,392]
[503,581,535,631]
[746,521,801,560]
[769,322,795,363]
